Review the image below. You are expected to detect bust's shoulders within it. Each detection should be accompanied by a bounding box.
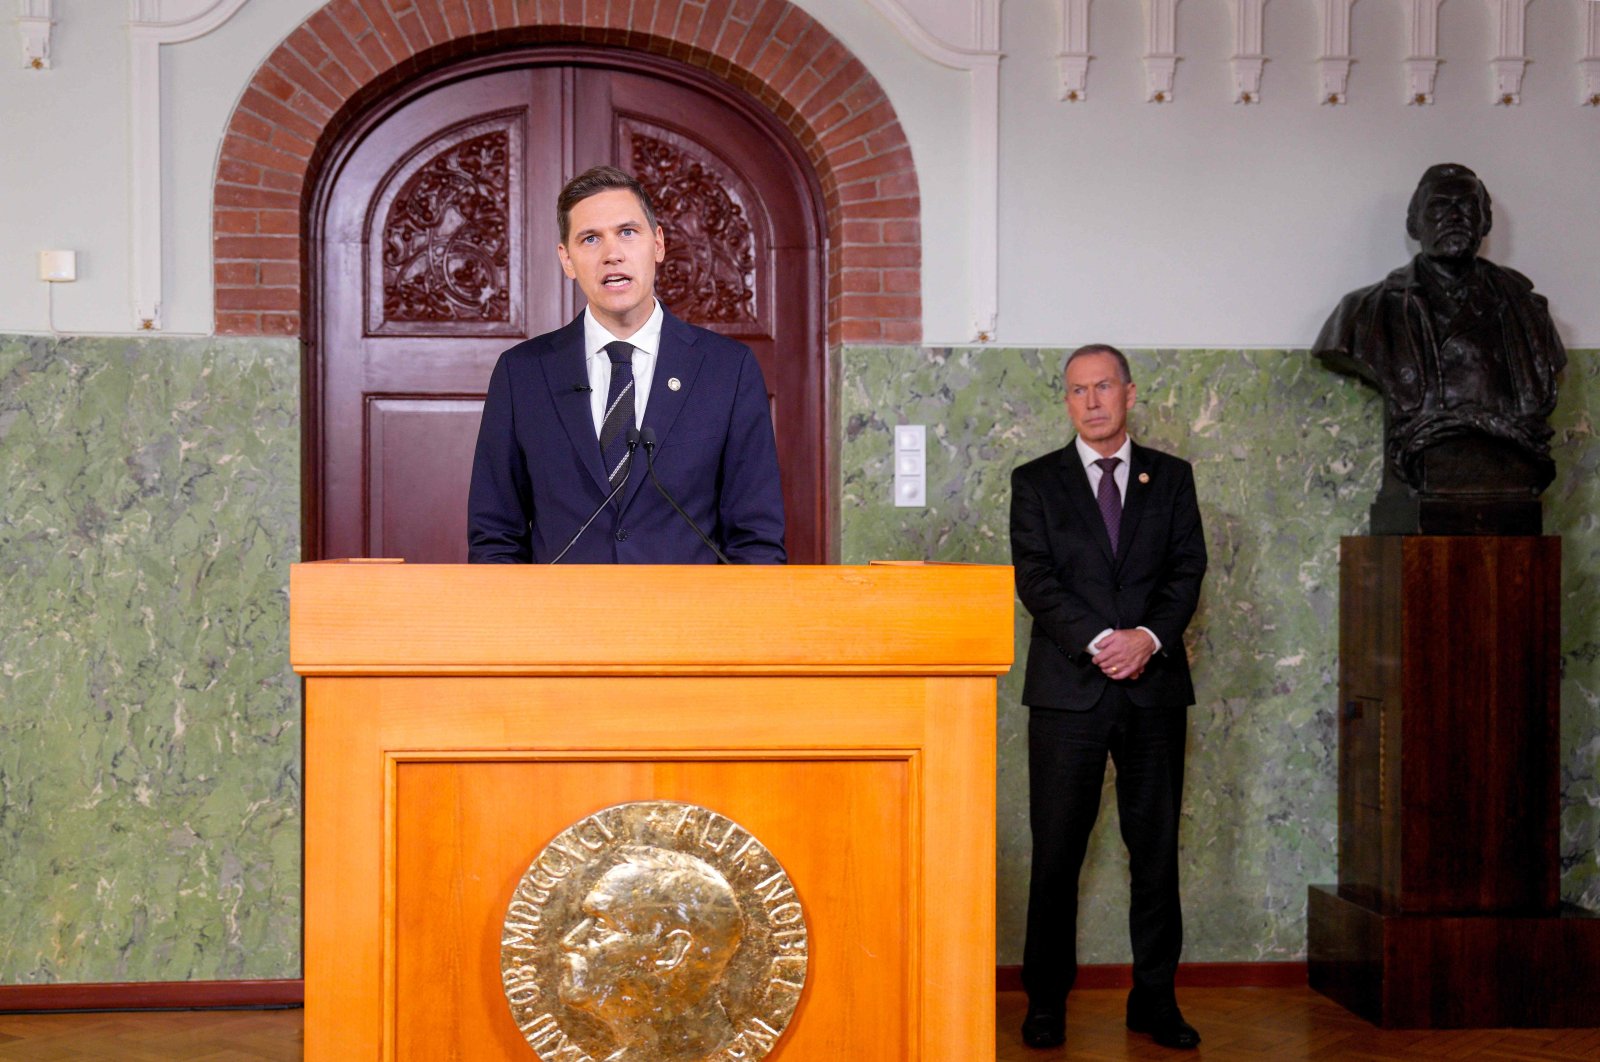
[1376,257,1423,293]
[1330,260,1414,316]
[1474,257,1536,294]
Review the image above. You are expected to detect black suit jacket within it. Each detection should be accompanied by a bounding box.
[467,309,786,564]
[1010,440,1206,710]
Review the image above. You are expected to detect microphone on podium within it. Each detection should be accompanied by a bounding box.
[549,428,638,564]
[639,428,731,565]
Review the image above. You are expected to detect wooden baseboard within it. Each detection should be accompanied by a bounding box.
[3,966,1305,1012]
[996,962,1309,993]
[0,979,303,1012]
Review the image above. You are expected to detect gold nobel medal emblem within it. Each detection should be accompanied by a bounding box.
[501,801,808,1061]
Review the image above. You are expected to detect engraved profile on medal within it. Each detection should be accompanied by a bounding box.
[502,802,808,1062]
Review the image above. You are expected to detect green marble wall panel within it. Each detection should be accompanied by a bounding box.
[2,333,1594,984]
[840,345,1600,965]
[0,334,300,983]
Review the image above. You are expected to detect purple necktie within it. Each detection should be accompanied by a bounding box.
[1095,456,1122,555]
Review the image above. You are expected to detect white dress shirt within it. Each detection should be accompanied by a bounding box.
[1074,434,1163,655]
[583,299,664,436]
[1076,433,1132,504]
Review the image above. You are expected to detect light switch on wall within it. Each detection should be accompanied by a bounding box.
[894,424,925,507]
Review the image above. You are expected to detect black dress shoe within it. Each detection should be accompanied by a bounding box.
[1126,1003,1200,1049]
[1021,1005,1065,1049]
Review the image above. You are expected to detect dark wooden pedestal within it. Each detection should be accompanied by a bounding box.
[1309,886,1600,1027]
[1307,536,1600,1028]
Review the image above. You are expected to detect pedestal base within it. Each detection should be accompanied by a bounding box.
[1369,491,1543,535]
[1307,885,1600,1028]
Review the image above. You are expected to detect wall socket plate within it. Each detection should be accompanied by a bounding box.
[39,250,77,282]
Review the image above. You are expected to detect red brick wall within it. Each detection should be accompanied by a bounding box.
[212,0,921,345]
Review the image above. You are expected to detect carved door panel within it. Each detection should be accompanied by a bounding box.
[314,56,826,564]
[318,68,567,563]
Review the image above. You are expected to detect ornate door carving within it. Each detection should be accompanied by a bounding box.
[313,53,826,564]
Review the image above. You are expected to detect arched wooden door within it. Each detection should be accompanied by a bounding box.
[311,50,827,564]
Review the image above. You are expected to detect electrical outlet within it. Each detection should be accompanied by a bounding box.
[39,250,77,283]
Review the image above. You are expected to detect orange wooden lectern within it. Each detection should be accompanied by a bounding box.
[291,561,1013,1060]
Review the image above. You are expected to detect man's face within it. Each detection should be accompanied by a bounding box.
[1065,353,1136,454]
[559,868,662,1020]
[557,188,666,337]
[1415,177,1487,263]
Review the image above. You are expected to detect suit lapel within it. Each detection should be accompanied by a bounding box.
[1116,443,1154,573]
[1058,443,1116,565]
[620,310,707,513]
[541,314,611,495]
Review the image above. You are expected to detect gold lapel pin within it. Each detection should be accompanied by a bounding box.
[667,377,681,391]
[1138,472,1150,484]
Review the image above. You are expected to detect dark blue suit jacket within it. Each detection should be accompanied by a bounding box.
[467,309,786,564]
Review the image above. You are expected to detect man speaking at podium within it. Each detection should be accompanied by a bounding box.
[467,166,786,564]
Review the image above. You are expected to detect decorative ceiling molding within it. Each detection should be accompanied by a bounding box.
[867,0,1001,339]
[1405,0,1444,106]
[1142,0,1184,103]
[18,0,53,69]
[1317,0,1355,104]
[1229,0,1267,103]
[1584,2,1600,106]
[126,0,251,330]
[1057,0,1092,101]
[1489,0,1531,105]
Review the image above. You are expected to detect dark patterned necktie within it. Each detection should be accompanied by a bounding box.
[599,341,636,490]
[1095,456,1122,555]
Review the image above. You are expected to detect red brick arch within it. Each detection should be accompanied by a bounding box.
[212,0,920,346]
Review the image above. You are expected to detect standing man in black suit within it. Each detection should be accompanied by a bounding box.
[467,166,785,564]
[1009,344,1208,1051]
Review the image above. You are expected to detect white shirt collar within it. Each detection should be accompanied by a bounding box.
[583,299,664,363]
[1074,433,1132,471]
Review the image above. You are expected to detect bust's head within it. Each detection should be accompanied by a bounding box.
[1406,163,1492,265]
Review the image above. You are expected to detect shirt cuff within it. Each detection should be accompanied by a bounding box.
[1090,627,1163,654]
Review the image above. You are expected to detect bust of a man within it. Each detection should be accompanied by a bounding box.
[1314,163,1566,534]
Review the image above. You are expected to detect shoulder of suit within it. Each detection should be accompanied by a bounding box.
[497,316,583,365]
[1013,445,1074,480]
[664,310,752,359]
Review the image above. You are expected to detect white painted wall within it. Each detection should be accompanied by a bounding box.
[0,13,133,334]
[0,0,1595,346]
[996,0,1600,348]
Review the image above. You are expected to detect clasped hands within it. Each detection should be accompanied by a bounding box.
[1092,628,1156,681]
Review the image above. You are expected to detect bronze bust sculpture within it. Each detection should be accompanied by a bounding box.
[1314,163,1566,534]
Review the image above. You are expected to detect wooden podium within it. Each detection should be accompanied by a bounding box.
[290,561,1013,1060]
[1308,537,1600,1027]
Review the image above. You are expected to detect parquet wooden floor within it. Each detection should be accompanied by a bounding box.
[996,989,1600,1061]
[0,1009,301,1061]
[0,992,1597,1060]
